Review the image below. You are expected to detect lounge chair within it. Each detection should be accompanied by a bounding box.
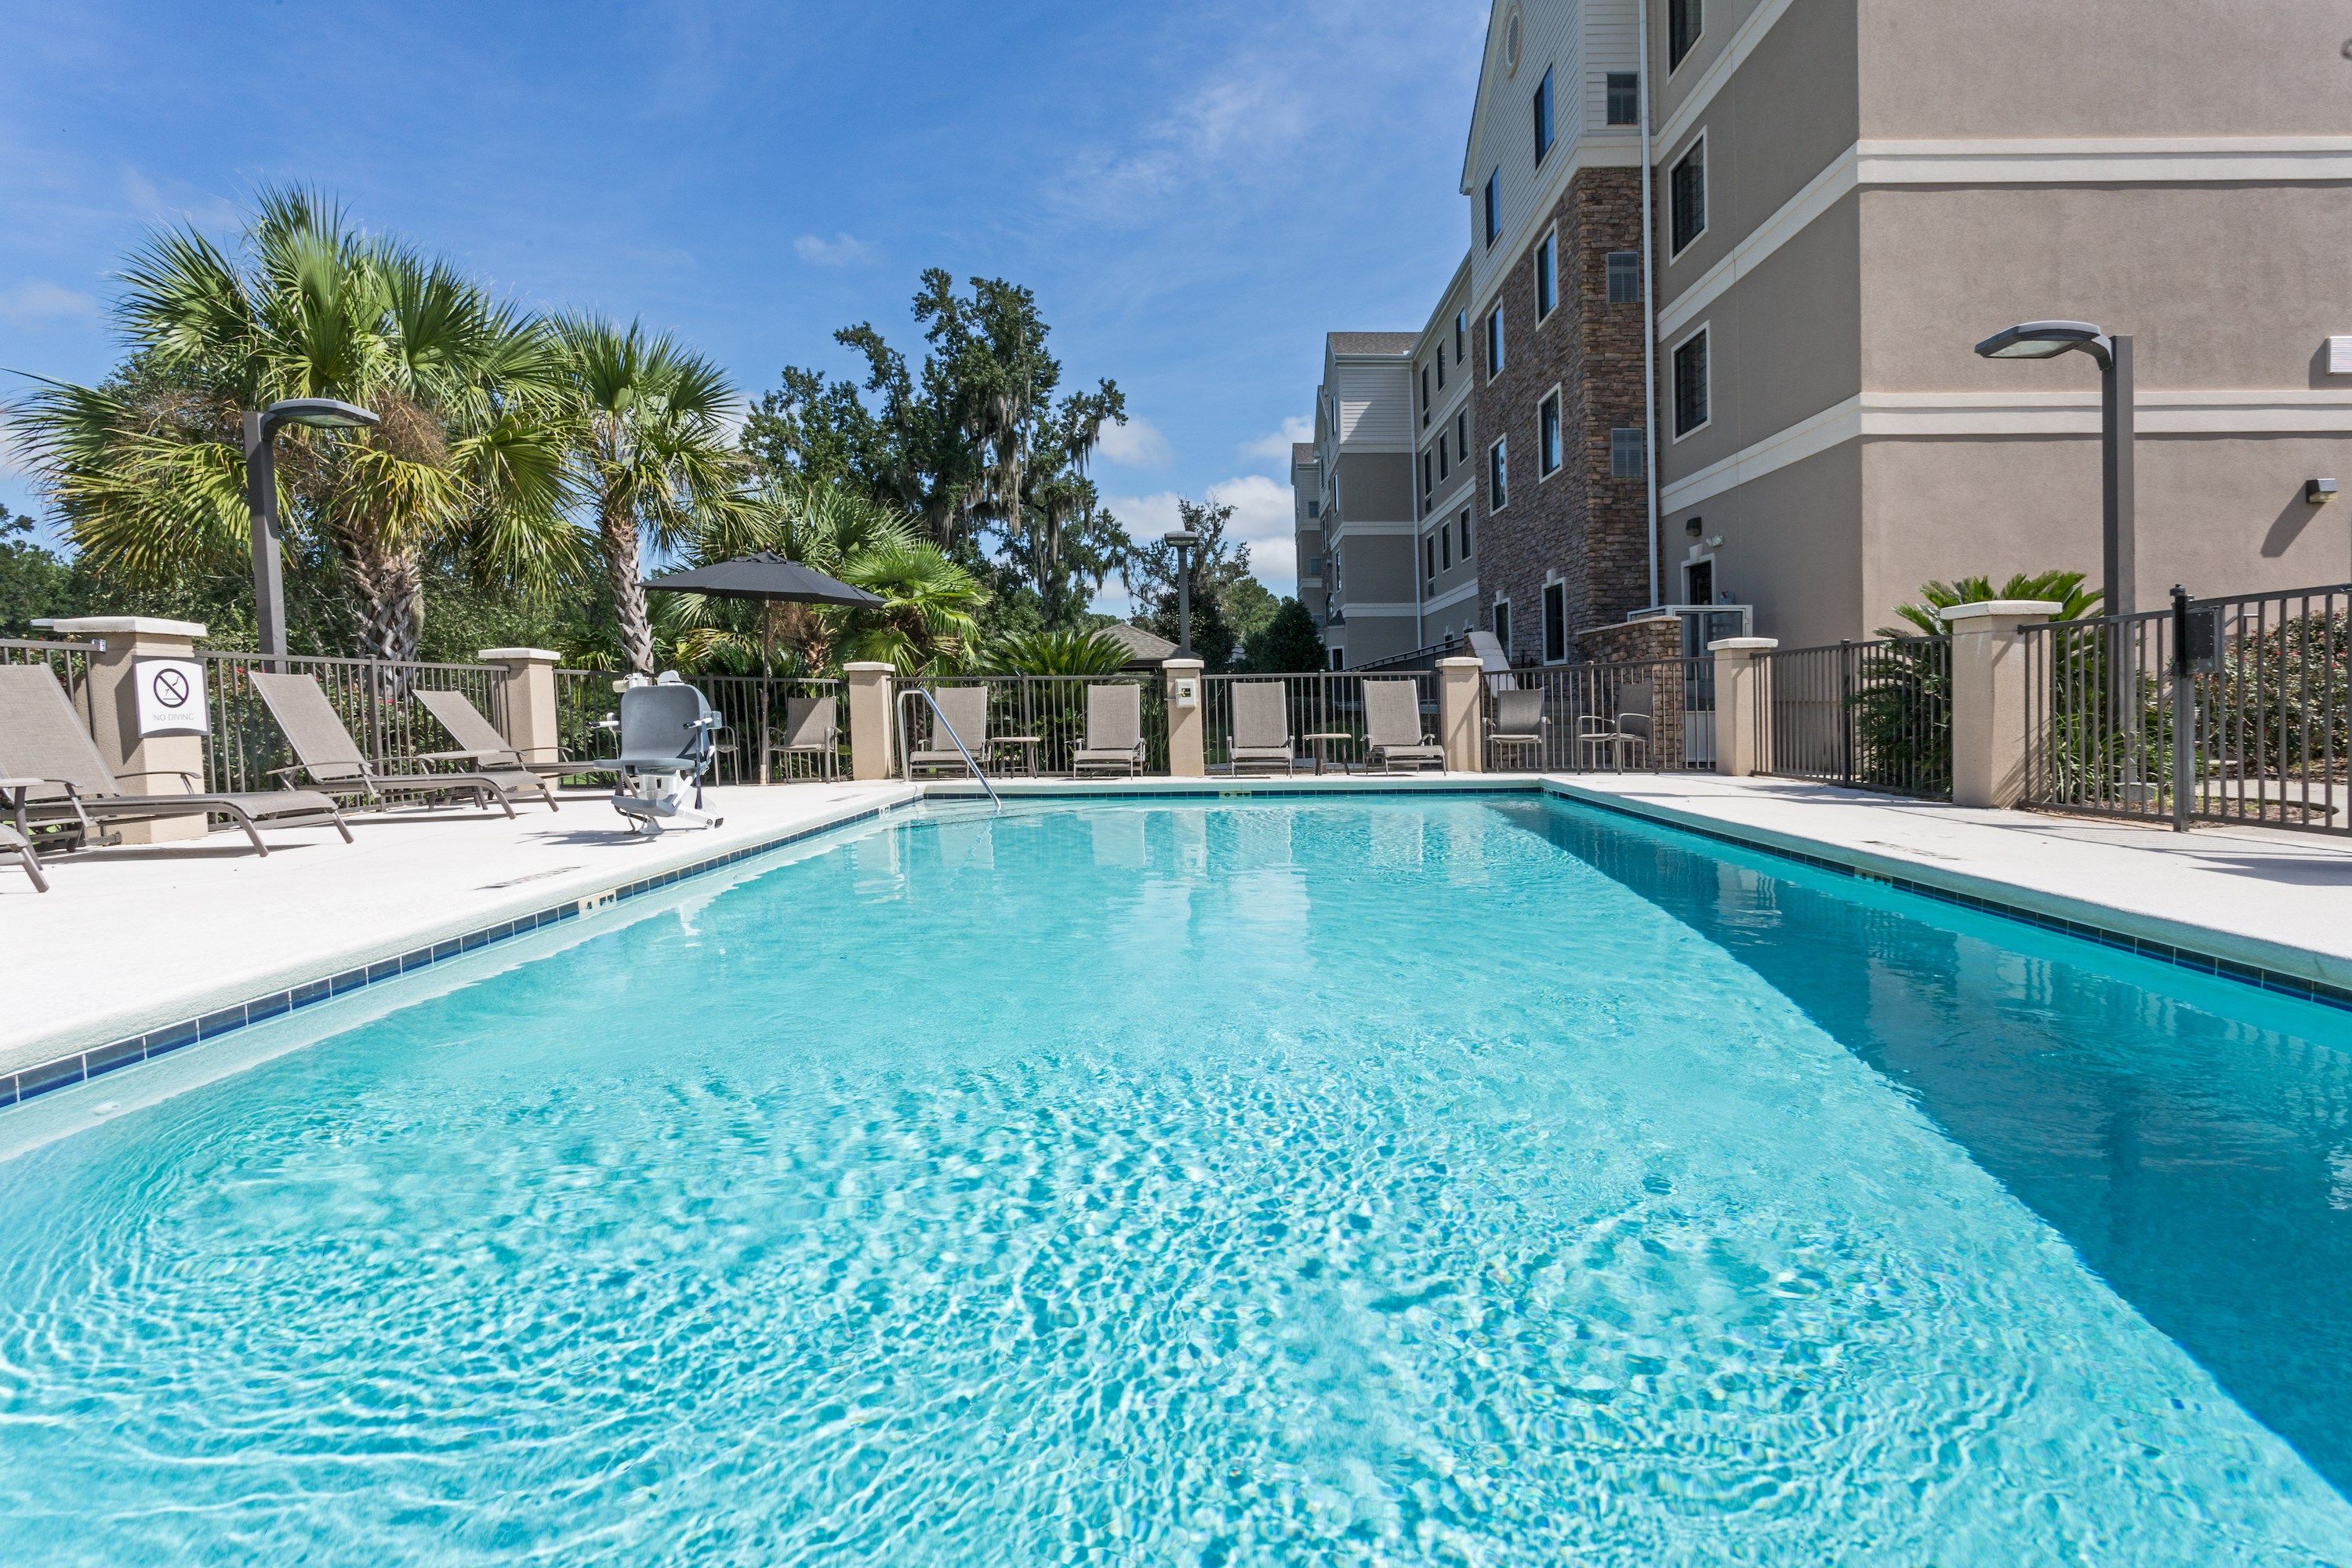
[1,815,49,891]
[770,695,840,781]
[1484,687,1548,771]
[906,685,990,778]
[1228,682,1298,775]
[1576,679,1653,770]
[249,670,526,816]
[1364,680,1446,772]
[1073,683,1147,777]
[0,666,350,858]
[412,687,612,790]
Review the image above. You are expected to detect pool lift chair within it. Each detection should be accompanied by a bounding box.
[607,673,726,836]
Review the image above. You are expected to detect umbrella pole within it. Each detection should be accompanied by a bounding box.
[759,623,774,788]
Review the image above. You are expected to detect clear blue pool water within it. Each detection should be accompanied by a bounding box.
[2,796,2350,1565]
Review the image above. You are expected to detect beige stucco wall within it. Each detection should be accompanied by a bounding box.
[1666,439,1865,648]
[1337,452,1414,524]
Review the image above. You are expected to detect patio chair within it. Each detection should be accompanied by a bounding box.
[0,666,350,857]
[1073,684,1147,777]
[769,695,840,781]
[1576,679,1653,770]
[412,687,613,789]
[1228,681,1298,775]
[1364,680,1446,773]
[1484,687,1548,771]
[249,671,526,817]
[906,685,990,778]
[1,816,49,891]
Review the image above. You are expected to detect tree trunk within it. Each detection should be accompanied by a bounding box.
[345,534,425,665]
[601,502,654,673]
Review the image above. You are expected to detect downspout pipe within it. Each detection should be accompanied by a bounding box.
[1638,0,1661,608]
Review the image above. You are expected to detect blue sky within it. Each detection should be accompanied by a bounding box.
[0,0,1486,604]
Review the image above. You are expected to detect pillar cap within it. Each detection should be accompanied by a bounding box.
[1436,655,1484,670]
[1707,637,1778,652]
[1940,600,2062,622]
[35,615,208,639]
[842,661,896,673]
[477,646,561,663]
[1160,656,1205,673]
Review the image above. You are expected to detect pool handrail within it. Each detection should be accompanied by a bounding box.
[899,685,1002,814]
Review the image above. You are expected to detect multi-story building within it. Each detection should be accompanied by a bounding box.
[1290,445,1327,635]
[1649,0,2352,645]
[1307,332,1422,666]
[1412,257,1480,645]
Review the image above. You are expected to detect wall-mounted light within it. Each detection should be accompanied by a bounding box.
[1705,535,1724,548]
[1683,516,1703,538]
[2307,477,2338,505]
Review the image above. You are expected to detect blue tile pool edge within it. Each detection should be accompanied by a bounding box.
[1540,779,2352,1015]
[8,779,2344,1115]
[0,802,895,1112]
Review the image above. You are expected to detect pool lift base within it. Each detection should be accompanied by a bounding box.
[606,674,727,837]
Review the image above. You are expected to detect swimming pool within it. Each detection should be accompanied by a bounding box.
[2,795,2348,1564]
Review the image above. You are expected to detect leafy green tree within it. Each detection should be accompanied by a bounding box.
[1240,597,1325,673]
[0,508,76,635]
[1222,575,1277,652]
[1882,570,2101,637]
[982,626,1132,676]
[1125,497,1265,670]
[555,317,745,673]
[14,189,577,662]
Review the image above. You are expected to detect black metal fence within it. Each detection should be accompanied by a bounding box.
[2027,583,2349,835]
[898,674,1167,777]
[1759,637,1953,799]
[553,669,848,785]
[1479,659,1715,772]
[198,652,511,794]
[1200,672,1435,773]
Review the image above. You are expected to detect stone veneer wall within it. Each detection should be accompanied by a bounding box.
[1577,612,1686,769]
[1473,165,1651,666]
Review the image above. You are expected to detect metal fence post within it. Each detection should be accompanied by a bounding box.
[2170,585,2193,833]
[1838,641,1855,786]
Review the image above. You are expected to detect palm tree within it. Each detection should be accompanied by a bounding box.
[554,317,742,673]
[13,188,576,661]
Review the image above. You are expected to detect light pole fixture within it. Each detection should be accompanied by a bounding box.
[1162,529,1200,655]
[245,397,379,662]
[1973,321,2136,616]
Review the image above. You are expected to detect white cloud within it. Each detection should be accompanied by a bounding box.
[0,281,100,325]
[1095,416,1171,470]
[1104,473,1298,600]
[793,232,875,267]
[1241,416,1312,460]
[121,167,237,230]
[0,412,34,476]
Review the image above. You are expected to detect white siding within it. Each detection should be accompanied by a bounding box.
[1334,363,1413,446]
[1583,0,1641,133]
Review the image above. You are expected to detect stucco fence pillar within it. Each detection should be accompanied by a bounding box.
[1161,659,1205,778]
[477,648,562,765]
[844,662,895,782]
[1708,637,1778,779]
[40,615,212,842]
[1436,656,1483,772]
[1945,600,2060,809]
[1582,613,1686,768]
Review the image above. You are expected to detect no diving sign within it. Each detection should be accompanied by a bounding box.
[134,657,206,737]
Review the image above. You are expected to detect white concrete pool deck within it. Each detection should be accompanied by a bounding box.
[4,772,2347,1080]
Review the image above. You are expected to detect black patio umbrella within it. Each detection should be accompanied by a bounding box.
[642,553,883,782]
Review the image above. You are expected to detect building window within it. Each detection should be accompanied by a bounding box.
[1459,510,1473,561]
[1308,554,1323,578]
[1421,449,1433,499]
[1305,499,1320,518]
[1606,72,1639,126]
[1438,441,1449,481]
[1489,436,1508,512]
[1538,390,1563,477]
[1606,250,1641,303]
[1673,328,1710,438]
[1610,426,1646,479]
[1668,0,1703,72]
[1454,310,1466,361]
[1330,648,1345,670]
[1455,411,1468,463]
[1493,599,1512,658]
[1543,582,1567,663]
[1436,350,1445,390]
[1670,137,1706,256]
[1486,305,1504,378]
[1534,230,1557,320]
[1425,535,1436,590]
[1421,365,1431,425]
[1484,169,1500,249]
[1533,67,1555,165]
[1439,524,1451,570]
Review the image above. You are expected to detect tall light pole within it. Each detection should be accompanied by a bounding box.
[244,397,379,663]
[1162,529,1200,655]
[1973,321,2136,615]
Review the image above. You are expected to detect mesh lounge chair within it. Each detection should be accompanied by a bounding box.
[906,685,989,778]
[1364,680,1446,773]
[1073,684,1146,777]
[0,665,349,856]
[412,687,612,790]
[249,670,524,817]
[770,696,839,781]
[407,689,563,810]
[1576,680,1653,770]
[1484,688,1548,771]
[1,814,49,891]
[1228,682,1298,776]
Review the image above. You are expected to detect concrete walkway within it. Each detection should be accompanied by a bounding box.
[1544,771,2352,996]
[0,782,914,1074]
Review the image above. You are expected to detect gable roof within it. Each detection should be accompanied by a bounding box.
[1328,332,1418,356]
[1102,621,1178,668]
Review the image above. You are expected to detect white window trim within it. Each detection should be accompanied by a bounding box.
[1668,129,1708,262]
[1486,303,1506,379]
[1534,224,1560,324]
[1458,507,1474,562]
[1491,595,1512,654]
[1670,321,1712,444]
[1536,383,1566,481]
[1487,434,1511,514]
[1541,572,1570,666]
[1682,549,1718,605]
[1667,0,1705,79]
[1534,64,1556,167]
